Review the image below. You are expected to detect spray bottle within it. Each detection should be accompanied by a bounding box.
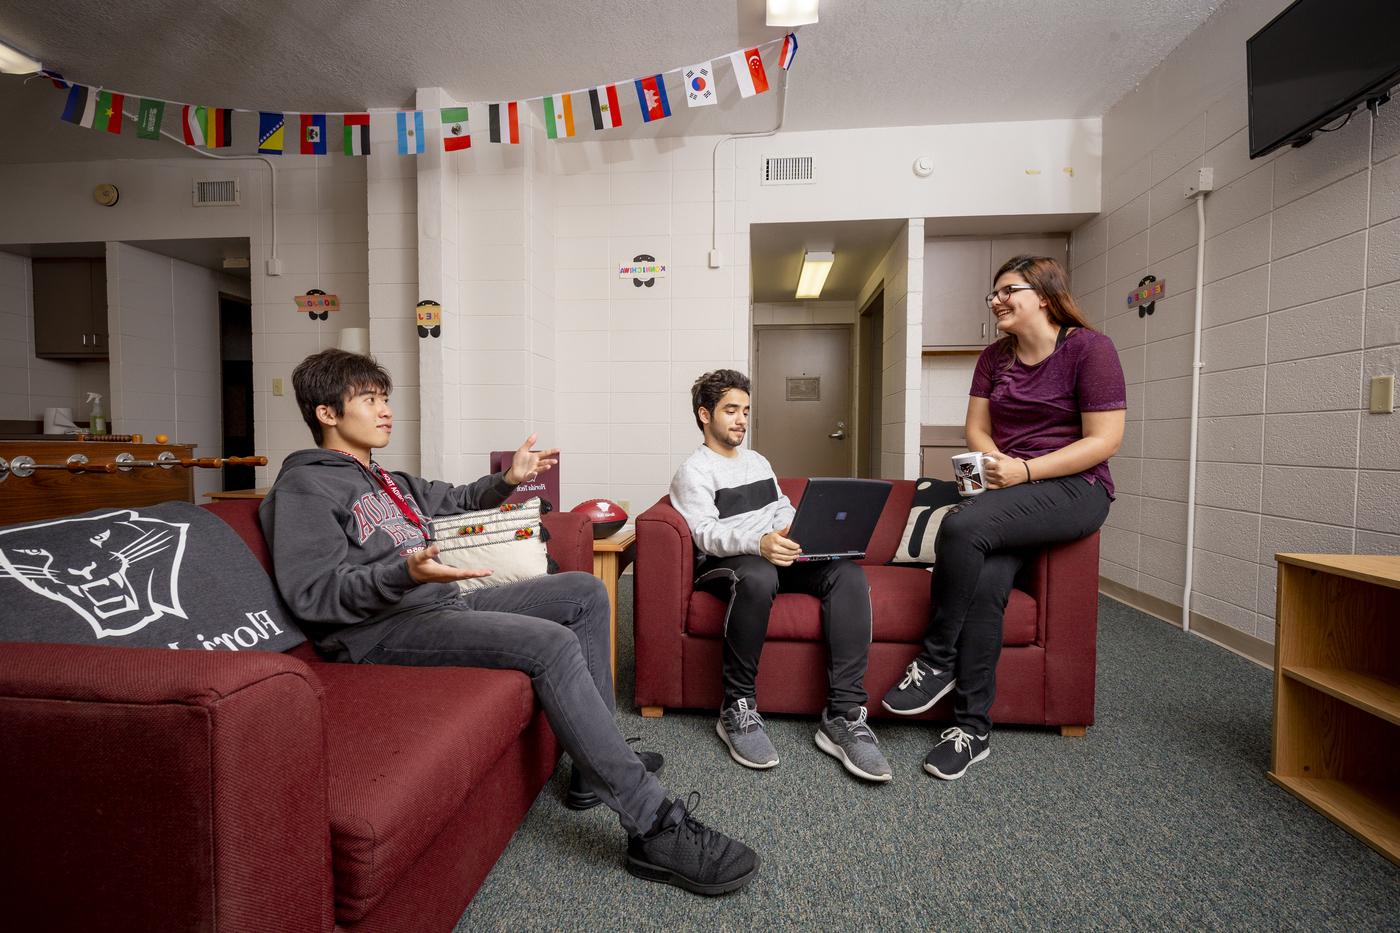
[86,392,106,435]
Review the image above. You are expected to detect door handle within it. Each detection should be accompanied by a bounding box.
[829,420,846,440]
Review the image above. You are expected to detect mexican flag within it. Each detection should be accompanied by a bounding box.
[441,106,471,151]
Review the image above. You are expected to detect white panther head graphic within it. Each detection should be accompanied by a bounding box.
[0,510,188,638]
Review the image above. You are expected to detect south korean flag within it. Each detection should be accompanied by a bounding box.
[684,62,717,108]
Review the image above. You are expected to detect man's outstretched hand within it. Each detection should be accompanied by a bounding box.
[506,433,560,485]
[407,544,493,584]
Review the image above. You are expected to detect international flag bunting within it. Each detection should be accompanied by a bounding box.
[684,63,716,108]
[635,75,670,123]
[41,69,68,89]
[543,93,575,139]
[206,107,231,148]
[90,90,123,134]
[137,98,165,140]
[258,112,285,154]
[488,102,519,144]
[588,84,622,130]
[181,105,206,146]
[440,106,470,151]
[60,85,93,127]
[300,113,327,155]
[398,110,425,154]
[729,47,770,97]
[343,113,370,156]
[779,32,798,70]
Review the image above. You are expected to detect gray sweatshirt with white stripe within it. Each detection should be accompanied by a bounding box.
[669,445,796,557]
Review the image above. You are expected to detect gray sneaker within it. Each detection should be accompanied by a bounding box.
[815,706,892,783]
[716,697,779,769]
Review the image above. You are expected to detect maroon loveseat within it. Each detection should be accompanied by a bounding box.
[634,478,1100,734]
[0,499,593,933]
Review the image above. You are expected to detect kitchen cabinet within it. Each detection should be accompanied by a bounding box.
[32,258,109,359]
[922,234,1070,350]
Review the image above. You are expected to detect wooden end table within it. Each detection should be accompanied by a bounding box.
[591,526,636,689]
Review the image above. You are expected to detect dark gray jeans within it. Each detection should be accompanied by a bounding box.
[362,571,667,837]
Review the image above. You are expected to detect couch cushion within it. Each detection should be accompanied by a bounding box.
[310,661,539,924]
[684,563,1037,647]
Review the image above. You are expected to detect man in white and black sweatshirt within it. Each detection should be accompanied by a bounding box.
[259,349,757,896]
[669,369,892,783]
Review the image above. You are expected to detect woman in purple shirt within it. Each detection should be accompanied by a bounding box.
[882,255,1126,780]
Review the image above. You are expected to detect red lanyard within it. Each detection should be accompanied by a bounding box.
[336,450,426,537]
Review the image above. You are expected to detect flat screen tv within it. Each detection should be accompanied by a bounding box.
[1247,0,1400,159]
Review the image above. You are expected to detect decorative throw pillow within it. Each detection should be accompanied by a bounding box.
[890,478,963,565]
[429,496,548,592]
[0,501,303,652]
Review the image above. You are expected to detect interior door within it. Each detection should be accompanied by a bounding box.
[754,325,853,478]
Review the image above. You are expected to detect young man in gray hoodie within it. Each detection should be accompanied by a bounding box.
[259,349,757,896]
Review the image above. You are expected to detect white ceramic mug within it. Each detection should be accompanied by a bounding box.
[951,451,995,496]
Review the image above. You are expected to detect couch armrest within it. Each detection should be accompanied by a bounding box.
[634,498,694,708]
[1031,530,1101,726]
[543,510,592,573]
[0,642,334,933]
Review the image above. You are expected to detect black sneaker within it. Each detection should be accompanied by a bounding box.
[881,658,955,715]
[923,726,990,780]
[626,794,758,896]
[566,742,664,811]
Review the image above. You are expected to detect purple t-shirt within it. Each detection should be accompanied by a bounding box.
[969,328,1127,497]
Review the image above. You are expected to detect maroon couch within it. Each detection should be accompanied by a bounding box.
[634,478,1100,734]
[0,499,593,933]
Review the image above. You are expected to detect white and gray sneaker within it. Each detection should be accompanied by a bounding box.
[815,706,893,783]
[716,697,779,769]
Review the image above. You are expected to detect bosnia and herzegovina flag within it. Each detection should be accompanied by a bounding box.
[258,112,285,154]
[343,113,370,156]
[634,74,670,123]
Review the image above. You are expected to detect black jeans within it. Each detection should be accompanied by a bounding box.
[921,476,1110,734]
[694,555,872,715]
[359,572,667,837]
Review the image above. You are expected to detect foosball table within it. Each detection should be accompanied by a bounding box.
[0,437,267,525]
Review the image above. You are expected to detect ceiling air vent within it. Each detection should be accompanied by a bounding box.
[193,179,240,207]
[761,155,815,185]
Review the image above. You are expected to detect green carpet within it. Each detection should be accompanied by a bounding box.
[457,580,1399,931]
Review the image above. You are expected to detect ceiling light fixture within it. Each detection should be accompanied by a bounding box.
[766,0,819,27]
[795,250,834,299]
[0,38,41,74]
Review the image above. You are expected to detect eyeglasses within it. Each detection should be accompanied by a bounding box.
[985,284,1037,308]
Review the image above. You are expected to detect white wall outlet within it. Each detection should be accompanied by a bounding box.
[1184,167,1215,198]
[266,257,284,276]
[272,378,284,397]
[1370,374,1395,414]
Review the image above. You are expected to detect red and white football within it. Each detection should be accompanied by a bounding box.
[571,498,628,539]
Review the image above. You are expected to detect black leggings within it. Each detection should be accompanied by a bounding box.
[921,476,1110,733]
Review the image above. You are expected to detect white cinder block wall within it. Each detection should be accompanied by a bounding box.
[0,251,110,423]
[1072,0,1400,657]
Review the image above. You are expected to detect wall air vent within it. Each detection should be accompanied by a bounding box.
[193,179,240,207]
[761,155,815,185]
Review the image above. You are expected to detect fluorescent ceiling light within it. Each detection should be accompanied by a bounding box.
[795,250,834,299]
[766,0,819,27]
[0,39,41,74]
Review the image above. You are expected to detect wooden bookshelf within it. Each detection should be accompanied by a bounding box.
[1270,554,1400,865]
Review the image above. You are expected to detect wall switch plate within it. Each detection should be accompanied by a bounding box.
[1370,374,1395,413]
[272,378,284,397]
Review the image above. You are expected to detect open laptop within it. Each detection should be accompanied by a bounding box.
[787,478,893,562]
